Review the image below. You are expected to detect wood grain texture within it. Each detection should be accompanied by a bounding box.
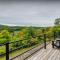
[26,44,60,60]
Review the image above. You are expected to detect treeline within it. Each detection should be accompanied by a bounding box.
[0,24,60,44]
[0,25,53,48]
[0,25,50,54]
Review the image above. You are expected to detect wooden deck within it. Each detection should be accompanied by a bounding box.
[25,43,60,60]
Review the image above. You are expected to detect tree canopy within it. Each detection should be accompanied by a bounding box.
[54,18,60,25]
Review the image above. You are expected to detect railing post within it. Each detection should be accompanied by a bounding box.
[52,41,54,48]
[6,42,9,60]
[44,34,46,49]
[54,31,56,40]
[42,29,46,49]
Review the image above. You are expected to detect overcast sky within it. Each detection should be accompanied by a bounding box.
[0,1,60,27]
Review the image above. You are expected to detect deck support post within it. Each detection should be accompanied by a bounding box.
[42,29,46,49]
[6,42,9,60]
[52,41,54,48]
[44,34,46,49]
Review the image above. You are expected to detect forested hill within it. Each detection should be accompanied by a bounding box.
[0,24,45,31]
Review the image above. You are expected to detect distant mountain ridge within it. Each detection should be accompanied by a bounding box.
[0,24,45,32]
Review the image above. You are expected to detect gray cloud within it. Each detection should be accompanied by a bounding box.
[0,1,60,27]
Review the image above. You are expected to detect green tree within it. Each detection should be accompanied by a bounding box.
[55,18,60,25]
[0,30,11,43]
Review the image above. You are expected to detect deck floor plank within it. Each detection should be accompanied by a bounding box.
[26,44,60,60]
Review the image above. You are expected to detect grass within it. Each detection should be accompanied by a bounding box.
[0,43,41,60]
